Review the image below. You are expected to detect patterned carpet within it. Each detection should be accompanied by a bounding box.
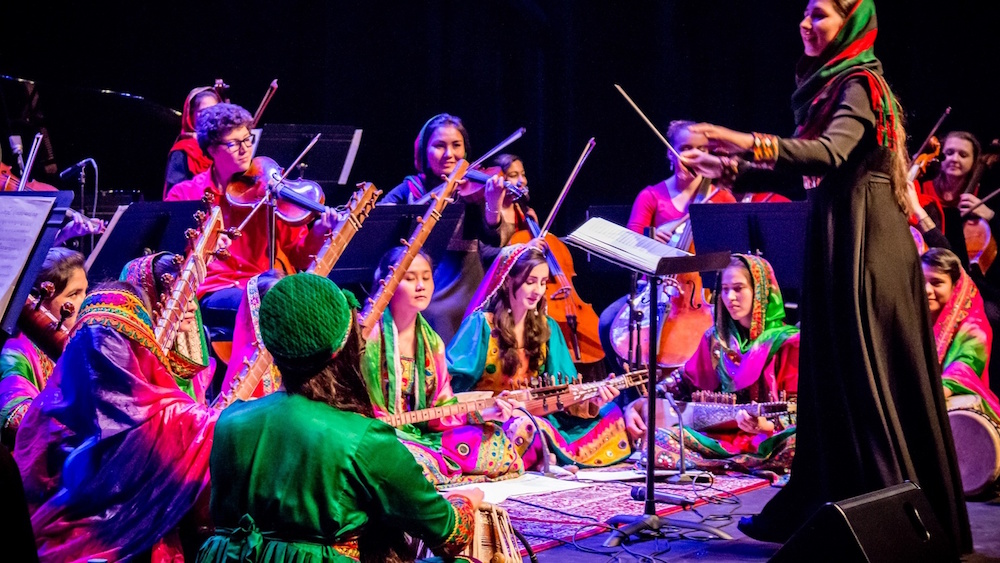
[498,468,772,555]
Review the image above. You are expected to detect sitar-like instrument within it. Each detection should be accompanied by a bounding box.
[213,183,383,409]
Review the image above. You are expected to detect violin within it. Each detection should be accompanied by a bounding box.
[225,156,327,227]
[18,282,74,361]
[963,139,1000,275]
[907,135,941,184]
[461,166,528,201]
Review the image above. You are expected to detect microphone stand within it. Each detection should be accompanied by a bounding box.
[603,275,730,546]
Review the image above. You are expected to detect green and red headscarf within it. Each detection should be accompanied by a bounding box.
[792,0,901,151]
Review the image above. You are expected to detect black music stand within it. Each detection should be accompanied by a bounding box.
[688,202,808,314]
[0,191,74,342]
[84,201,206,282]
[256,123,363,200]
[564,217,732,546]
[325,204,465,288]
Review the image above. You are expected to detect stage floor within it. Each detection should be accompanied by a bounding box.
[527,483,1000,562]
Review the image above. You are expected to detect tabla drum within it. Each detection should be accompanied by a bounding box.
[414,502,520,563]
[947,394,1000,497]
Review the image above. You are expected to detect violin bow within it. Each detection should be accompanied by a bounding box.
[911,106,951,161]
[614,84,682,159]
[18,133,44,189]
[540,137,596,237]
[251,79,279,129]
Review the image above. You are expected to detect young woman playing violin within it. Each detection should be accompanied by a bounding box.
[360,246,524,486]
[165,103,338,343]
[380,113,509,343]
[478,153,538,267]
[0,247,87,448]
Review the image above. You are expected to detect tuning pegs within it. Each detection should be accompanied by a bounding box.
[185,228,199,240]
[400,238,410,247]
[36,281,56,307]
[223,227,242,239]
[212,248,231,261]
[193,210,207,223]
[160,273,175,287]
[201,193,217,206]
[56,302,75,330]
[172,254,184,266]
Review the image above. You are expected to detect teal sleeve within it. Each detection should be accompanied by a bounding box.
[543,316,579,383]
[445,313,490,393]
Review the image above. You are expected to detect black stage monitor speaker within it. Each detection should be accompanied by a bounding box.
[769,481,955,563]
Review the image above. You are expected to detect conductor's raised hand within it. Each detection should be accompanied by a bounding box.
[687,123,754,153]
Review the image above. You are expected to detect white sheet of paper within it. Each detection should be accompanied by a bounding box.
[442,472,593,504]
[0,196,56,318]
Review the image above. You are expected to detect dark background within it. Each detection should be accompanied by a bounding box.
[2,0,996,312]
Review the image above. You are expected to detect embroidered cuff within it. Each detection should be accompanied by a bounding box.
[436,495,476,556]
[467,410,486,425]
[750,133,779,169]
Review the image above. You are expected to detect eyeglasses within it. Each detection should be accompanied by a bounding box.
[217,134,255,153]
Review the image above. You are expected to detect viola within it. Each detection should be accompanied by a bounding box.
[18,282,74,361]
[225,156,327,227]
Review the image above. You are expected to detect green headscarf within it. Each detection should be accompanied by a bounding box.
[791,0,900,152]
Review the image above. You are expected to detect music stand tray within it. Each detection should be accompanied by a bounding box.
[325,204,464,287]
[564,217,731,546]
[256,123,363,198]
[688,202,808,308]
[85,201,207,282]
[0,191,74,339]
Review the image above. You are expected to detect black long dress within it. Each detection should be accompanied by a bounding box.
[737,77,971,555]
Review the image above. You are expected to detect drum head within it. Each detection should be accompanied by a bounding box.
[948,408,1000,496]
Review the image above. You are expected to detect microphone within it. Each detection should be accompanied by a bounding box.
[59,159,91,180]
[630,485,694,509]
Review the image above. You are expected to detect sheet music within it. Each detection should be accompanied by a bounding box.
[441,473,591,504]
[566,217,691,274]
[0,196,55,318]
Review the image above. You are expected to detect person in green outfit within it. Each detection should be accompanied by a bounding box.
[198,273,483,563]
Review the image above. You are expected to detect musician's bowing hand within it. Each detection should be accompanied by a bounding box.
[679,149,723,180]
[445,487,484,511]
[959,193,995,221]
[624,398,648,442]
[736,409,775,434]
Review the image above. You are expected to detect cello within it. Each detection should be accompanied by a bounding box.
[506,140,605,371]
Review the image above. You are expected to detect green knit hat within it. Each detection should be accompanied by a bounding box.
[259,273,359,367]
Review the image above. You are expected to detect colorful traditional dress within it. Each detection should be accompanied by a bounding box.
[652,254,799,474]
[626,180,735,235]
[362,309,523,486]
[448,311,631,468]
[0,333,55,447]
[218,273,282,401]
[934,268,1000,421]
[13,289,218,562]
[121,252,215,404]
[197,391,476,562]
